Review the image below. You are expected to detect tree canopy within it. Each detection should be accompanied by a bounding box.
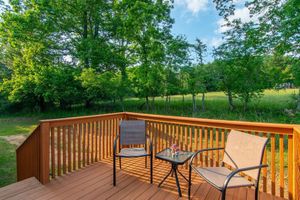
[0,0,299,113]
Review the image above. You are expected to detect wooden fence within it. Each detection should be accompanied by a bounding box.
[16,112,300,199]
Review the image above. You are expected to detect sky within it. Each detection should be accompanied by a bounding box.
[171,0,254,63]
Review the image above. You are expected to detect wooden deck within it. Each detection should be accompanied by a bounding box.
[0,158,283,200]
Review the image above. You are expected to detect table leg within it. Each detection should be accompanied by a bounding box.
[158,163,183,197]
[177,169,189,182]
[173,164,182,197]
[158,166,173,187]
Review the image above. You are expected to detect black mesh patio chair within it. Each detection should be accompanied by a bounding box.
[113,120,153,186]
[188,130,269,200]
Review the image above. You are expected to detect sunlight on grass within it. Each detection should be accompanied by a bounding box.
[0,120,38,136]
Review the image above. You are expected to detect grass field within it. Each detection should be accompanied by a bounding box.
[0,89,299,187]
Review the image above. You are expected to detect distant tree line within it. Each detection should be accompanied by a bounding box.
[0,0,299,114]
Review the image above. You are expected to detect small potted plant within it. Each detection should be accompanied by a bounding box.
[170,144,179,157]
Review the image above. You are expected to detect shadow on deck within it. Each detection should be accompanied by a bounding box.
[0,157,283,200]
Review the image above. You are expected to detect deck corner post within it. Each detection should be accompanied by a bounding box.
[40,121,50,184]
[123,112,129,120]
[293,127,300,200]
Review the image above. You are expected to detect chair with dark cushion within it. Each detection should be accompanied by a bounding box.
[188,130,269,200]
[113,120,153,186]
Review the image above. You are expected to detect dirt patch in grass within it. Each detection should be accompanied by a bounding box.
[0,135,27,146]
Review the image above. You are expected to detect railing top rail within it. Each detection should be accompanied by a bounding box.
[36,111,296,134]
[40,112,125,127]
[125,112,296,135]
[294,126,300,133]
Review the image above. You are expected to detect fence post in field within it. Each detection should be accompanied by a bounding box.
[40,121,50,184]
[293,127,300,200]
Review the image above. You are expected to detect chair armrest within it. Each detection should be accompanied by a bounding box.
[223,164,268,189]
[189,147,224,166]
[113,135,120,155]
[146,135,153,154]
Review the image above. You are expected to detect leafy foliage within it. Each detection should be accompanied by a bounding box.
[0,0,298,113]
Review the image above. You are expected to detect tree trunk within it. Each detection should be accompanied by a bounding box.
[120,97,124,111]
[243,93,249,112]
[146,96,149,112]
[85,99,92,108]
[192,94,197,116]
[201,92,205,112]
[152,97,155,112]
[165,96,168,112]
[38,97,46,112]
[297,89,300,111]
[228,90,234,111]
[182,95,185,114]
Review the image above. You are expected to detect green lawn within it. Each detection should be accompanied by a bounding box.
[0,139,17,186]
[0,119,38,137]
[0,89,299,188]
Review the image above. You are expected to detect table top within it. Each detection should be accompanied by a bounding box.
[155,148,194,165]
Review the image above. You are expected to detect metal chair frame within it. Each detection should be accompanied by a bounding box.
[188,140,268,200]
[113,121,153,186]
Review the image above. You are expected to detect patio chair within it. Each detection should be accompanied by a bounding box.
[188,130,269,200]
[113,120,153,186]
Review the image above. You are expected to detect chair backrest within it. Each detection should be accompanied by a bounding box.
[223,130,268,180]
[120,120,146,145]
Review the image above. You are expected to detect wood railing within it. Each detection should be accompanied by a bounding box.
[16,125,41,181]
[16,112,300,199]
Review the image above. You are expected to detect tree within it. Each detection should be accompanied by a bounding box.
[193,38,207,65]
[0,0,69,111]
[214,20,268,111]
[164,35,190,111]
[193,39,208,111]
[214,0,300,110]
[182,66,201,115]
[125,0,173,111]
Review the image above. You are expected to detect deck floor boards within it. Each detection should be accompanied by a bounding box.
[0,158,284,200]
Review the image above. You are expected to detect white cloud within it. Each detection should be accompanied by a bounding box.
[216,7,258,33]
[175,0,209,15]
[203,37,223,48]
[210,37,223,47]
[232,0,245,4]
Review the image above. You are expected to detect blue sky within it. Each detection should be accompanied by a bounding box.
[172,0,222,62]
[171,0,254,63]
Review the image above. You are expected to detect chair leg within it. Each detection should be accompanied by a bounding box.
[188,165,192,199]
[255,186,259,200]
[119,157,122,169]
[113,155,116,186]
[221,188,226,200]
[150,155,153,184]
[145,156,147,168]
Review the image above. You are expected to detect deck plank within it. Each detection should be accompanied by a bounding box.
[0,158,283,200]
[0,177,42,199]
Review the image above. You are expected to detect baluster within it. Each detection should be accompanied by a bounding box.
[271,134,276,195]
[209,128,214,167]
[288,135,293,200]
[78,124,81,169]
[73,124,76,171]
[51,127,55,178]
[63,126,67,174]
[279,134,284,198]
[68,126,71,172]
[57,127,61,176]
[216,128,219,167]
